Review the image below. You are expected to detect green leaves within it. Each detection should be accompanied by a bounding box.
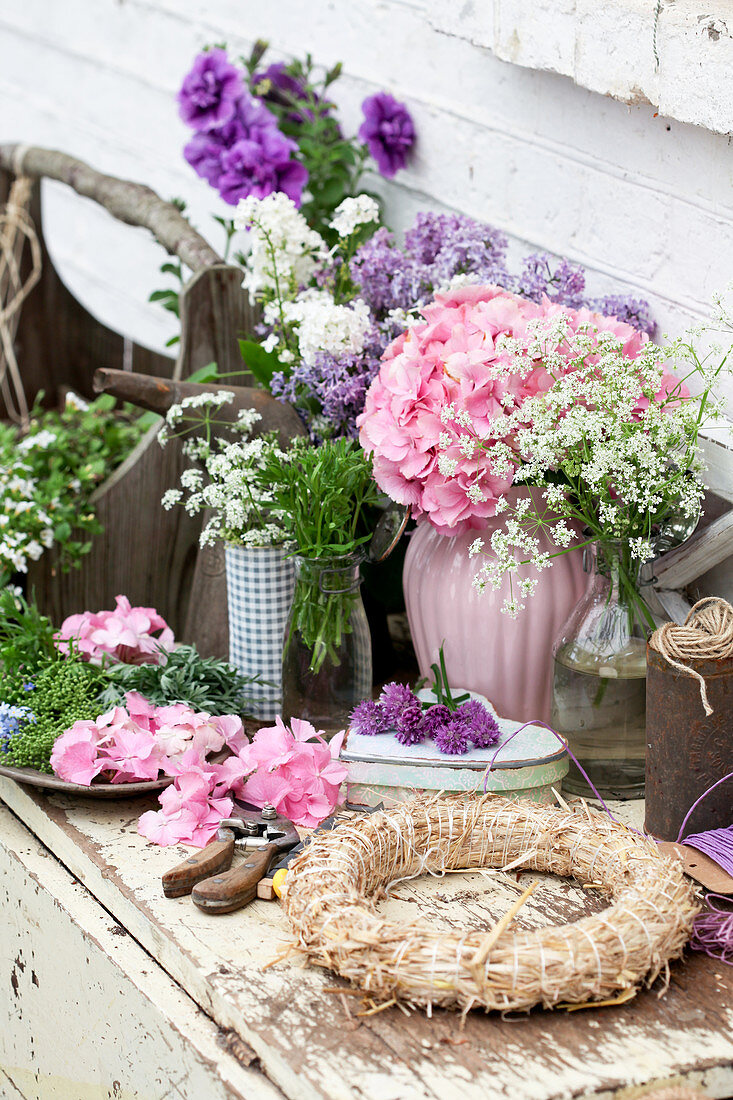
[0,588,56,672]
[0,394,146,578]
[99,644,261,716]
[259,437,379,559]
[238,339,284,386]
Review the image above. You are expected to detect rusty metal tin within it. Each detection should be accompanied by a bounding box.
[645,645,733,841]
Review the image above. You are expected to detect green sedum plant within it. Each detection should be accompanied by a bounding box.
[0,393,146,585]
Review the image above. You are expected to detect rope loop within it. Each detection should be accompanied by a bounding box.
[650,597,733,715]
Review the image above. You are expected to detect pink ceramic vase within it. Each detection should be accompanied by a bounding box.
[403,494,587,723]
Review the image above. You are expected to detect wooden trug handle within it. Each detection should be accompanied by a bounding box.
[162,836,235,898]
[191,842,279,914]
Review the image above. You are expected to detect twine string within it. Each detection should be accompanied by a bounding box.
[649,597,733,716]
[0,171,42,428]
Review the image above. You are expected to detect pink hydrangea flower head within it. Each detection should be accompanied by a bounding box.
[358,286,668,535]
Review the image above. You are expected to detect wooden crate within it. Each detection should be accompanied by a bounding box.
[0,145,256,657]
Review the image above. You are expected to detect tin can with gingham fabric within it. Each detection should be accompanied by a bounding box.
[225,544,296,721]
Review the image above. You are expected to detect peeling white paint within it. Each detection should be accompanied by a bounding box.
[1,778,732,1100]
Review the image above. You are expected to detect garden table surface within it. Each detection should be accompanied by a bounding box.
[2,775,733,1100]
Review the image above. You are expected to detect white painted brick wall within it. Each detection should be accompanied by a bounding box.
[1,0,732,413]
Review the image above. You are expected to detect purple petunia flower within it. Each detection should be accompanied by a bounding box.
[253,62,326,125]
[379,681,419,726]
[178,49,243,132]
[433,714,470,756]
[213,97,308,206]
[395,702,425,746]
[349,698,384,736]
[359,92,415,178]
[453,700,500,748]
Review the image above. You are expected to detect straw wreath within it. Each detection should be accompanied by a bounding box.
[283,792,700,1013]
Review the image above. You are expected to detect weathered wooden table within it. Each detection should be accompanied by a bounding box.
[2,776,732,1100]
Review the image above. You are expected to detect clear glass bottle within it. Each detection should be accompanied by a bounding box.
[281,553,372,738]
[551,542,651,799]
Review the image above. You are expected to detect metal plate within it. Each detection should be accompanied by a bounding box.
[0,749,230,799]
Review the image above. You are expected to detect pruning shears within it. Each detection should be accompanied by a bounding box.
[162,800,299,914]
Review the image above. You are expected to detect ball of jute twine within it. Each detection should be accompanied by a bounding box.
[649,597,733,716]
[283,792,699,1014]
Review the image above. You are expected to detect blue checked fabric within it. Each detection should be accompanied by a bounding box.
[225,545,296,721]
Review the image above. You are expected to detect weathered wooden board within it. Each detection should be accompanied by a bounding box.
[0,803,283,1100]
[1,777,732,1100]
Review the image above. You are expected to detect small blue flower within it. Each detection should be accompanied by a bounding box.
[23,681,35,691]
[0,701,37,751]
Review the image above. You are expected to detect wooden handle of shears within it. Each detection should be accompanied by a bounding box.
[162,835,236,898]
[191,841,280,914]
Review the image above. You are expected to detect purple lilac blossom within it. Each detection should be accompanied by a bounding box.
[394,702,425,746]
[517,252,586,309]
[591,294,657,338]
[178,49,243,132]
[349,698,384,736]
[350,228,431,317]
[433,715,470,755]
[378,682,418,727]
[404,212,510,288]
[271,335,384,440]
[453,700,500,748]
[359,92,416,178]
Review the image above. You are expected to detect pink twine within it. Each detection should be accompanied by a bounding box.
[675,769,733,845]
[689,894,733,963]
[483,720,636,833]
[484,721,733,965]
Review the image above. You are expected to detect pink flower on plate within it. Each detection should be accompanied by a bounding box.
[50,729,106,785]
[138,769,234,847]
[54,595,174,666]
[103,725,166,783]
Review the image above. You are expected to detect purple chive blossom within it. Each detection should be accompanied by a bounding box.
[591,294,657,338]
[178,49,243,132]
[349,698,385,736]
[359,92,416,178]
[378,682,419,727]
[420,704,451,740]
[394,701,426,746]
[453,700,500,748]
[433,714,470,756]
